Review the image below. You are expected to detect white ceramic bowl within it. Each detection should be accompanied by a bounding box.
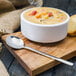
[21,7,70,43]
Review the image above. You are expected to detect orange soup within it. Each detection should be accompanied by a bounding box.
[24,7,67,25]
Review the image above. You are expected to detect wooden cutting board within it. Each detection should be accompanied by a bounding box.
[1,32,76,76]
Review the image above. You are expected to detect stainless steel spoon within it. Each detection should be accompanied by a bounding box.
[6,36,74,66]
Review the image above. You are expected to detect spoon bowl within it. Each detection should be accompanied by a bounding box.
[6,36,24,49]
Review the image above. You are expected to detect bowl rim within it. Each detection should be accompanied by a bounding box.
[21,7,70,27]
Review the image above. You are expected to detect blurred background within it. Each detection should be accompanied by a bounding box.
[43,0,76,15]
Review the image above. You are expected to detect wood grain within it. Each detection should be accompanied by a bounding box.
[1,32,76,76]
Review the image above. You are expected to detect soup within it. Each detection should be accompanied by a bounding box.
[23,7,67,25]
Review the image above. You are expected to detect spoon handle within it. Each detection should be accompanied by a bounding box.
[24,46,73,66]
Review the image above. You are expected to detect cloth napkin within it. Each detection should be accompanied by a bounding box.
[0,0,43,53]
